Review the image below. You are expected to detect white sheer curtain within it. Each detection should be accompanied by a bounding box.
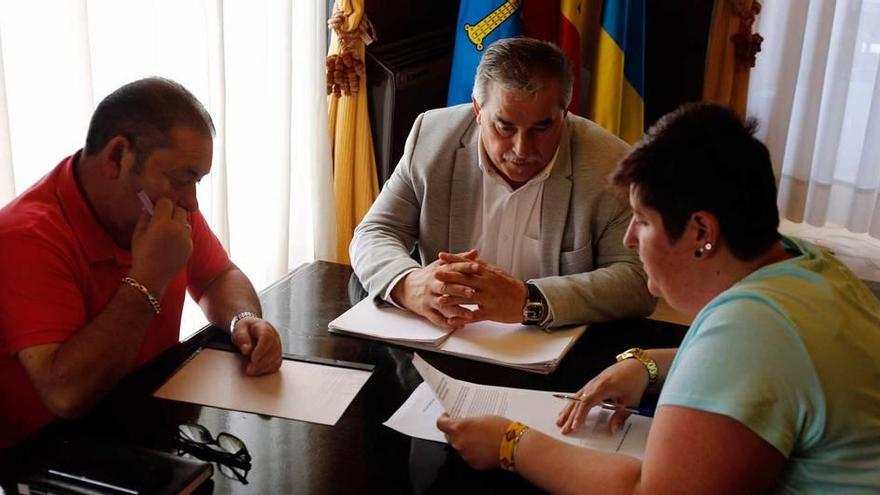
[0,1,337,332]
[747,0,880,237]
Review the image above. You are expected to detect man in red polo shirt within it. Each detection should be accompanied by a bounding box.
[0,77,283,446]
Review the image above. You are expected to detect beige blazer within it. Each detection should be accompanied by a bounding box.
[350,104,656,326]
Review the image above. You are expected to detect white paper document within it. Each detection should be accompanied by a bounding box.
[384,354,651,459]
[153,349,372,426]
[329,297,453,344]
[328,298,587,374]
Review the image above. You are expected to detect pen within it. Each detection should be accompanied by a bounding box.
[137,190,154,216]
[552,394,655,417]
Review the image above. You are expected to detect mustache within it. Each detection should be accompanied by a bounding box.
[503,153,542,166]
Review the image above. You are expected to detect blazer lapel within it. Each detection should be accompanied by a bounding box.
[448,121,481,253]
[540,119,573,276]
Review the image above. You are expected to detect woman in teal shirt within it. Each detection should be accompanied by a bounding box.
[438,103,880,494]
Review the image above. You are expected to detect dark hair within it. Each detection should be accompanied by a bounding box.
[473,37,573,109]
[611,102,780,261]
[84,77,215,169]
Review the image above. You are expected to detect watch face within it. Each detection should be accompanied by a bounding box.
[523,302,545,322]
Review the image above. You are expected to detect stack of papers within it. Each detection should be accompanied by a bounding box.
[328,299,587,374]
[384,354,651,458]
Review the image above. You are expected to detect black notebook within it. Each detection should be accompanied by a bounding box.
[15,436,212,495]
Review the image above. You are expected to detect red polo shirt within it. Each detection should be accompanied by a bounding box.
[0,152,230,446]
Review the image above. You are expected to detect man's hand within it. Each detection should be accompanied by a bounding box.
[390,255,482,330]
[436,414,511,470]
[129,198,193,297]
[436,251,527,324]
[231,317,283,375]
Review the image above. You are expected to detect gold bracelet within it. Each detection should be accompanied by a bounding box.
[121,277,161,314]
[499,421,529,472]
[616,347,659,384]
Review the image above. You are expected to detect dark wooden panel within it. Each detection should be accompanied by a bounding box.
[645,0,715,128]
[364,0,459,47]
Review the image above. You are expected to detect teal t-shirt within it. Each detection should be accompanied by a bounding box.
[659,237,880,494]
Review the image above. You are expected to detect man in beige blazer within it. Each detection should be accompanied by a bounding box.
[350,38,655,329]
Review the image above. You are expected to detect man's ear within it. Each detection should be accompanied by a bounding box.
[100,136,133,180]
[472,96,482,124]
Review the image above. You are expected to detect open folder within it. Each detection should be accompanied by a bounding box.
[328,298,587,374]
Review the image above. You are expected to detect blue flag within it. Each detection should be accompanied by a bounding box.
[446,0,523,106]
[591,0,646,143]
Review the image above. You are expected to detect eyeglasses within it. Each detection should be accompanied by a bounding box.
[216,461,251,484]
[176,423,251,464]
[177,423,252,484]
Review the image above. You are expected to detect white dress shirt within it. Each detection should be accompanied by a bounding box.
[383,133,559,306]
[468,136,559,280]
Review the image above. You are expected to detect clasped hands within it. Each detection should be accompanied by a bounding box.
[391,249,527,330]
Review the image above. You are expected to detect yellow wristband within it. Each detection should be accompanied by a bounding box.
[499,421,529,472]
[121,277,161,314]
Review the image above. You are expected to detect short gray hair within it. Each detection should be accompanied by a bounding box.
[472,37,573,109]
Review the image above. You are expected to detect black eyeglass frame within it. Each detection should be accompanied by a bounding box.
[216,460,251,484]
[176,423,252,465]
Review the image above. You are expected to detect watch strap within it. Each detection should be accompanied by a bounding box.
[616,347,659,384]
[229,311,260,334]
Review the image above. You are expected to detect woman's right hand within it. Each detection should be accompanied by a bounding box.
[556,358,651,434]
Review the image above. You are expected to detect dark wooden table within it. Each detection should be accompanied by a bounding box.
[1,261,687,494]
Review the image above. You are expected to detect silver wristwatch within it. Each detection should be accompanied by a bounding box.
[229,311,260,333]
